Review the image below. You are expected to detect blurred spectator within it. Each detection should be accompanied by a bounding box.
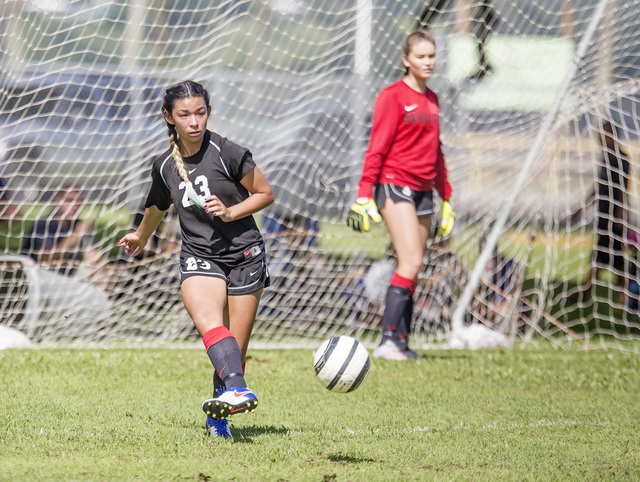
[626,230,639,311]
[341,241,467,334]
[415,245,468,333]
[113,205,181,308]
[340,254,395,328]
[572,121,631,305]
[130,205,181,260]
[22,188,107,280]
[260,214,325,322]
[263,214,319,278]
[475,235,526,330]
[0,177,20,220]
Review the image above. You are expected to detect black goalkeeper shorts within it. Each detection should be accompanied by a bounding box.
[374,184,434,218]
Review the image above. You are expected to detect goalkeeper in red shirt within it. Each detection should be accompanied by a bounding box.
[348,30,454,360]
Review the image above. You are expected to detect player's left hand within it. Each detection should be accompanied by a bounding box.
[204,195,231,221]
[438,200,456,236]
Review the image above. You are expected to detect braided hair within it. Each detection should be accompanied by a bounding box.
[162,80,211,181]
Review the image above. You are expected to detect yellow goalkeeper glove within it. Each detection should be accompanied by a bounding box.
[438,200,456,236]
[347,198,382,233]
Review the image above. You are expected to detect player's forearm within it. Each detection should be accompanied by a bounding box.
[226,191,274,221]
[136,206,168,241]
[225,166,274,221]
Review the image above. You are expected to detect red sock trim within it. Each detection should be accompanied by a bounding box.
[202,326,234,352]
[242,361,246,374]
[390,272,416,291]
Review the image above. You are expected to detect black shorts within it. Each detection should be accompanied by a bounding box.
[374,184,434,218]
[179,253,270,295]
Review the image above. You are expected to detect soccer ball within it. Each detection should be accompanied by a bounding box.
[313,336,370,393]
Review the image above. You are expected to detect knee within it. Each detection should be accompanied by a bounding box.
[397,256,422,280]
[189,308,224,334]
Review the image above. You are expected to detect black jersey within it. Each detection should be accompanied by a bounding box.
[145,130,265,265]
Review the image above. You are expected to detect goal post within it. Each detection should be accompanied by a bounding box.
[451,0,611,335]
[1,0,639,352]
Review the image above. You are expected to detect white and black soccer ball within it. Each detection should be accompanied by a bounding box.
[313,336,370,393]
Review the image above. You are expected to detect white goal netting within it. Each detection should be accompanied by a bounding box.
[1,0,639,351]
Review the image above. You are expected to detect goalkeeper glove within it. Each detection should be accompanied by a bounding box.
[347,198,382,233]
[438,200,456,236]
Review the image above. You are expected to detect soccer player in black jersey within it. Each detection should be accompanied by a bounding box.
[119,81,274,440]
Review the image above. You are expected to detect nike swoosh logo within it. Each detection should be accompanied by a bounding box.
[189,168,196,174]
[233,390,251,398]
[250,270,258,276]
[404,104,418,112]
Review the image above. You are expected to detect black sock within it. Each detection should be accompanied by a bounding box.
[380,285,411,345]
[212,371,225,398]
[206,336,246,390]
[398,295,414,351]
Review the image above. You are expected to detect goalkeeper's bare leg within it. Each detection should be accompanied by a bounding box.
[374,195,431,359]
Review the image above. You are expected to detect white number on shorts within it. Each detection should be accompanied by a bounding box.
[186,257,198,271]
[185,257,212,271]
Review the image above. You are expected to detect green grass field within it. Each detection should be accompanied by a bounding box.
[1,345,639,481]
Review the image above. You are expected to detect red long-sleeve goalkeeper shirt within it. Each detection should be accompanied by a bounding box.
[357,80,452,202]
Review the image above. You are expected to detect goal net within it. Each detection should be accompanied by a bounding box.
[1,0,639,351]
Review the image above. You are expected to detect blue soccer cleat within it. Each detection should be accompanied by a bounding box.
[206,415,233,440]
[202,387,258,419]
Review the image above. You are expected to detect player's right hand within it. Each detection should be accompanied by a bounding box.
[118,233,146,257]
[347,198,382,232]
